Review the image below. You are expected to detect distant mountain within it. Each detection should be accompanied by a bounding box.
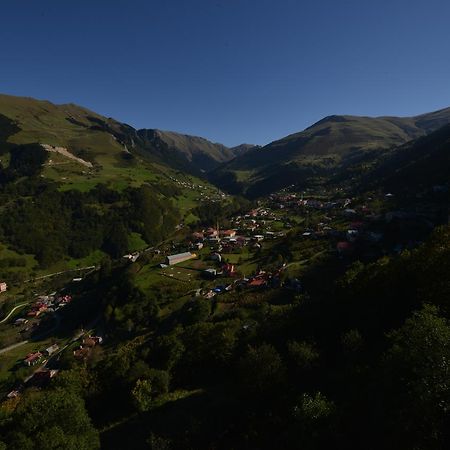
[134,129,254,173]
[0,94,254,178]
[229,143,260,157]
[210,108,450,197]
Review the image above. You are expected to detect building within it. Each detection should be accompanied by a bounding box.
[82,335,103,347]
[221,229,236,238]
[0,282,7,293]
[24,352,42,367]
[14,318,28,326]
[337,241,354,255]
[222,263,235,276]
[165,252,196,266]
[45,344,60,356]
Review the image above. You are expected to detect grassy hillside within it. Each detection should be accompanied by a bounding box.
[0,93,254,183]
[0,94,231,280]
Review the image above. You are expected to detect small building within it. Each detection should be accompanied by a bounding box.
[206,228,218,237]
[0,282,7,293]
[248,277,267,288]
[73,347,90,360]
[222,263,235,276]
[165,252,196,266]
[221,229,236,238]
[82,336,102,348]
[337,241,354,255]
[14,318,28,326]
[45,344,60,357]
[24,352,42,367]
[7,390,20,399]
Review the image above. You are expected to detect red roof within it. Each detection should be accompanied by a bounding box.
[337,241,353,250]
[248,278,266,287]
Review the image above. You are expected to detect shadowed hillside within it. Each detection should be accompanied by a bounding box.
[211,108,450,197]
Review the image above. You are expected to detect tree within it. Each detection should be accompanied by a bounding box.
[238,343,286,396]
[287,340,319,372]
[131,370,169,412]
[5,388,99,450]
[102,222,129,258]
[380,305,450,449]
[132,379,154,412]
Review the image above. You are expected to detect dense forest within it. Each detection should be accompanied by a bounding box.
[0,144,181,269]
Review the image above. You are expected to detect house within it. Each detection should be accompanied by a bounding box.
[222,263,235,276]
[336,241,354,255]
[247,277,267,288]
[74,347,90,360]
[45,344,60,356]
[165,252,196,266]
[82,336,102,348]
[24,352,42,367]
[7,390,20,399]
[204,290,216,299]
[0,282,7,293]
[206,227,218,237]
[220,229,236,238]
[123,253,139,263]
[14,318,28,326]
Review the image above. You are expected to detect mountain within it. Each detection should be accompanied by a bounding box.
[134,129,253,173]
[229,143,260,157]
[211,108,450,197]
[0,93,254,180]
[364,123,450,192]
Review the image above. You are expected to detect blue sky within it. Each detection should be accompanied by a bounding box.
[1,0,450,146]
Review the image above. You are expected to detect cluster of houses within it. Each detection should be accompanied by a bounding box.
[198,267,302,300]
[6,333,103,400]
[269,193,353,212]
[167,176,227,202]
[73,335,103,360]
[25,294,72,318]
[22,343,59,367]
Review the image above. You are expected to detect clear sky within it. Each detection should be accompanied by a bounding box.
[1,0,450,146]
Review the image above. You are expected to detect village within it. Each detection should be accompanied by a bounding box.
[0,279,104,402]
[146,184,442,302]
[0,182,446,403]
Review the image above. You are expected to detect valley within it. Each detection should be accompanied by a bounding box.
[0,94,449,450]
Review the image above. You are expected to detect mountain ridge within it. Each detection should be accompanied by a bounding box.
[211,106,450,197]
[0,93,254,175]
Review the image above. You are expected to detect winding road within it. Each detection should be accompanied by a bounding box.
[0,302,28,324]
